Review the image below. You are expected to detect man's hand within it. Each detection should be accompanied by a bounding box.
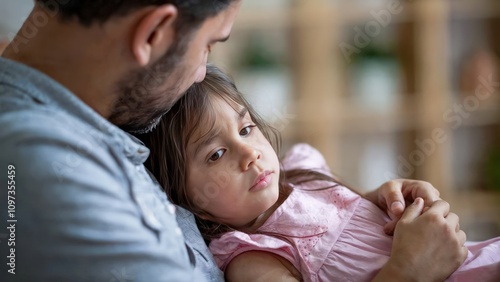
[374,198,468,282]
[364,179,441,235]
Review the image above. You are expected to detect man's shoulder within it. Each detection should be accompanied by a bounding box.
[175,206,225,282]
[0,105,109,157]
[0,107,123,186]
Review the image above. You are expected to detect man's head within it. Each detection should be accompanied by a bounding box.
[101,0,241,133]
[37,1,234,30]
[0,40,8,54]
[15,1,241,132]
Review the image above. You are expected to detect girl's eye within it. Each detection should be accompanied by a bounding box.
[208,149,224,162]
[240,125,255,137]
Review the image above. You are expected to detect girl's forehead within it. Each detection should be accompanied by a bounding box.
[210,93,245,113]
[187,94,247,145]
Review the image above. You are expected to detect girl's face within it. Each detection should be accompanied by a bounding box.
[185,95,280,228]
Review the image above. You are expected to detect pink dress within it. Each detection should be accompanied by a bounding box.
[209,144,500,281]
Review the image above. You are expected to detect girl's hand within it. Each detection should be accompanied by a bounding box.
[364,179,441,235]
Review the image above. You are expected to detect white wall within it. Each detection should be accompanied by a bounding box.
[0,0,34,39]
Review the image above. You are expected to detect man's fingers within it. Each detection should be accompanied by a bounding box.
[400,197,424,222]
[383,219,397,235]
[445,212,466,247]
[445,212,459,231]
[426,200,451,218]
[458,230,467,247]
[406,181,441,205]
[458,231,468,265]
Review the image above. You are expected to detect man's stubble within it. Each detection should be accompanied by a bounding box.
[109,31,193,134]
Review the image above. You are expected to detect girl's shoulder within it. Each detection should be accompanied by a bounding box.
[282,143,331,174]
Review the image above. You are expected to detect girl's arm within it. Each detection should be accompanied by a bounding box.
[225,251,301,282]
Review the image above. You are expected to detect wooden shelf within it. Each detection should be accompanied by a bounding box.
[450,190,500,210]
[234,0,500,30]
[338,97,417,134]
[333,1,416,26]
[315,92,499,134]
[457,92,500,128]
[449,190,500,240]
[235,1,417,30]
[234,8,290,30]
[451,0,500,21]
[224,0,500,204]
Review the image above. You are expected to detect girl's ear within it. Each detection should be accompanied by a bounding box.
[131,4,178,66]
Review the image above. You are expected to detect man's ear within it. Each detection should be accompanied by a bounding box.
[131,4,178,66]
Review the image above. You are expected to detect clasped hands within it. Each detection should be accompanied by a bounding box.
[366,179,468,281]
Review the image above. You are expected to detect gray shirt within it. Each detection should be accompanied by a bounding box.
[0,57,223,281]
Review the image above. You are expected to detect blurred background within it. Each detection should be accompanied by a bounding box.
[1,0,499,240]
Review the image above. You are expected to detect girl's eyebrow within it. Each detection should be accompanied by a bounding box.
[192,107,249,157]
[238,107,248,120]
[193,127,221,157]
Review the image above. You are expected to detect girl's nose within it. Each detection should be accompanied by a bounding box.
[239,144,261,171]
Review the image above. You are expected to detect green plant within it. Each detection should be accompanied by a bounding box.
[238,35,282,69]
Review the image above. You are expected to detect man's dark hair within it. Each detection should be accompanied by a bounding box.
[37,0,236,32]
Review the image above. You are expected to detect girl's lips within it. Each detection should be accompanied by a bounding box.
[250,171,273,191]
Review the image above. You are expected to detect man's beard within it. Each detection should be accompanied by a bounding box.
[109,33,191,134]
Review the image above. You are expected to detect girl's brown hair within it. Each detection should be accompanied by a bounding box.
[140,64,340,242]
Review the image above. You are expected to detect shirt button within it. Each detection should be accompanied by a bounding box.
[166,204,176,215]
[175,227,182,236]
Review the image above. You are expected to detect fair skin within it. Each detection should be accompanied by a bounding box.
[186,97,467,281]
[2,1,466,280]
[186,96,281,230]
